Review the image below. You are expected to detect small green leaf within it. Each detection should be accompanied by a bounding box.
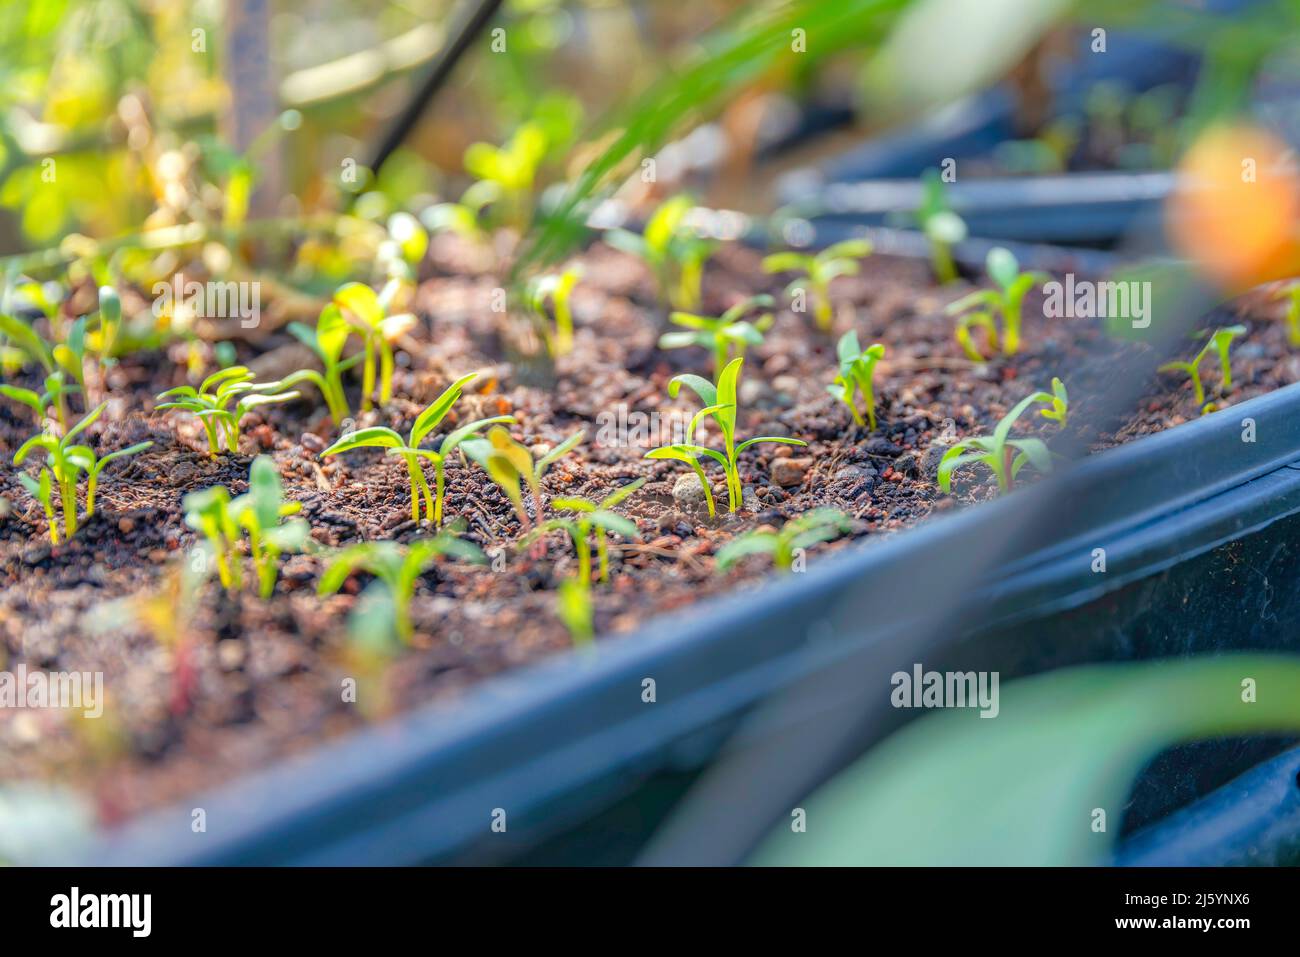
[334,282,384,330]
[409,372,477,447]
[320,427,405,456]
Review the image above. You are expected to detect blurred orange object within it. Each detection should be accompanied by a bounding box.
[1166,124,1300,291]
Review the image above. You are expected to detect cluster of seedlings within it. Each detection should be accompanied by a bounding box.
[0,181,1261,653]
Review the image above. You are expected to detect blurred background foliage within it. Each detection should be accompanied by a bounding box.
[3,1,1300,277]
[0,0,817,250]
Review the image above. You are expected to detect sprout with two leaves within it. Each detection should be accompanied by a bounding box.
[329,280,418,412]
[762,239,872,332]
[1,371,80,432]
[520,478,645,585]
[715,509,856,573]
[945,248,1049,359]
[285,302,361,425]
[156,367,300,456]
[525,266,582,357]
[182,456,310,598]
[604,195,717,311]
[318,532,486,644]
[918,170,968,285]
[646,357,806,517]
[659,295,773,376]
[14,401,151,543]
[461,122,548,230]
[937,385,1068,496]
[828,331,886,431]
[1157,325,1246,415]
[0,314,73,429]
[320,373,512,526]
[461,427,585,535]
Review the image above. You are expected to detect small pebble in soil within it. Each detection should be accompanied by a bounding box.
[864,437,903,456]
[671,473,709,509]
[835,464,877,482]
[770,456,810,487]
[217,639,246,671]
[921,446,948,478]
[300,432,326,453]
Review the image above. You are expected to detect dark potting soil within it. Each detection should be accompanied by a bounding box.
[0,236,1295,826]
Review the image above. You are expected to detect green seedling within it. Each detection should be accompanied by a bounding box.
[762,239,872,331]
[828,331,886,430]
[1158,325,1247,414]
[90,285,121,362]
[13,400,120,540]
[422,200,487,244]
[646,357,806,517]
[386,212,430,268]
[333,283,386,412]
[937,387,1065,495]
[0,312,55,374]
[1,370,80,431]
[286,303,358,425]
[918,170,968,285]
[331,281,416,411]
[525,266,582,357]
[16,468,57,540]
[156,366,300,456]
[17,469,57,545]
[945,248,1049,358]
[318,532,486,644]
[715,508,855,573]
[555,578,594,647]
[521,478,645,585]
[0,311,71,425]
[1274,282,1300,346]
[1036,376,1069,426]
[462,427,584,534]
[659,295,773,376]
[65,441,152,518]
[462,122,548,230]
[321,373,513,525]
[182,456,310,597]
[604,195,717,311]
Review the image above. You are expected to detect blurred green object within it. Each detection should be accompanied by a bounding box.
[860,0,1070,119]
[753,655,1300,865]
[514,0,912,280]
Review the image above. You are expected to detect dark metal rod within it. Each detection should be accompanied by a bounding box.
[365,0,505,179]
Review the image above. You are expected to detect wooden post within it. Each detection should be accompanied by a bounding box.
[222,0,280,216]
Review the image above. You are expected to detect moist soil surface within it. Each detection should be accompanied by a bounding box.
[1,236,1295,830]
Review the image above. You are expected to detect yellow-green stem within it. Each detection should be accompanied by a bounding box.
[814,282,832,331]
[434,461,446,526]
[360,336,375,412]
[576,533,592,586]
[378,339,394,405]
[60,478,77,537]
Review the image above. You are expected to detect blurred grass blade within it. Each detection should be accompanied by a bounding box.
[753,655,1300,866]
[512,0,909,281]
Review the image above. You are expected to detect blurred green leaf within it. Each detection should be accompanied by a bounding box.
[512,0,909,280]
[754,655,1300,866]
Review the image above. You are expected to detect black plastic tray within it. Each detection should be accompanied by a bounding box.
[1117,744,1300,866]
[69,378,1300,865]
